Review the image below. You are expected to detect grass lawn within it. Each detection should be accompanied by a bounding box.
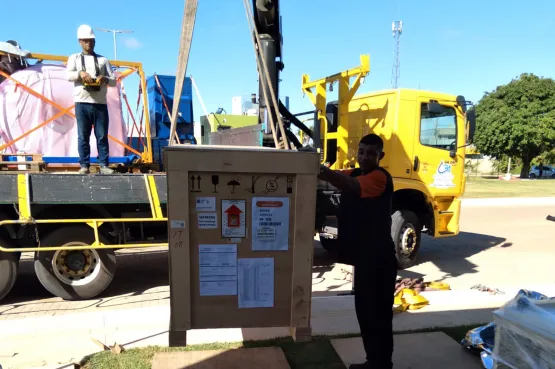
[463,177,555,198]
[80,326,476,369]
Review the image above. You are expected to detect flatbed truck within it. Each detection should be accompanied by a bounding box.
[0,0,476,304]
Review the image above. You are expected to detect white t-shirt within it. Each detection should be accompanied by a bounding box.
[66,52,116,105]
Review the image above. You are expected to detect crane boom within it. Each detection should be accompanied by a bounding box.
[170,0,310,149]
[251,0,283,131]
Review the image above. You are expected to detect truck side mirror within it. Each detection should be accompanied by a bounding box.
[467,110,476,143]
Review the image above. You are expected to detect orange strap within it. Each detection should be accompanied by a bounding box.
[0,69,142,156]
[0,104,75,152]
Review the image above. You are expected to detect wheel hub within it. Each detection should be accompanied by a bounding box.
[64,251,88,271]
[52,247,100,286]
[400,226,417,258]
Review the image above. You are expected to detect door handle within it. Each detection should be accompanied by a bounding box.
[413,156,419,171]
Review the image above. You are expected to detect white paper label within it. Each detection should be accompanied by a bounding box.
[238,258,274,308]
[221,199,246,238]
[196,197,216,212]
[251,197,289,251]
[199,244,237,296]
[170,220,185,229]
[197,213,217,229]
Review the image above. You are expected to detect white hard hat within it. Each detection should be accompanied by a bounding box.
[77,24,95,39]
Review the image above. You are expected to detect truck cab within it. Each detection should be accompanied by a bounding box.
[315,88,476,269]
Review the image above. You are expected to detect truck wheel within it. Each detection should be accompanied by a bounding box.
[0,239,18,302]
[34,225,116,301]
[391,210,421,270]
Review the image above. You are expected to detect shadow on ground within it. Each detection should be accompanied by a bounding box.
[398,231,506,281]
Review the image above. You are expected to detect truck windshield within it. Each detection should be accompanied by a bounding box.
[419,103,457,150]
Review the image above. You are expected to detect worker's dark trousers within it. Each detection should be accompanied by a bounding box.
[75,102,110,168]
[353,256,397,368]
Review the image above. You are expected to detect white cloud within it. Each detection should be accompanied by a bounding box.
[122,37,142,50]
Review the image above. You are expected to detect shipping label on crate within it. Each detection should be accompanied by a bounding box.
[238,257,274,308]
[197,213,217,229]
[199,244,237,296]
[251,197,289,251]
[221,199,246,238]
[196,197,216,212]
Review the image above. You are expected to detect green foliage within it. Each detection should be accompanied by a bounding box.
[491,156,509,173]
[535,149,555,165]
[473,73,555,177]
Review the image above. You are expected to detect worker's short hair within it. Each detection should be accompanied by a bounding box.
[359,133,384,152]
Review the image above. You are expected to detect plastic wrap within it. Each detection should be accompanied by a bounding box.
[461,290,555,369]
[492,292,555,369]
[0,63,127,160]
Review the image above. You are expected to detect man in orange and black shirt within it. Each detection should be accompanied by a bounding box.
[318,133,397,369]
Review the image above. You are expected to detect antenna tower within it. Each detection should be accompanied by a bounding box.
[391,20,403,89]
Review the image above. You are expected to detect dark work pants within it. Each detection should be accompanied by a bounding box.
[354,255,398,368]
[75,102,110,167]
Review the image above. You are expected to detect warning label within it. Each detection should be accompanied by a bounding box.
[221,200,246,238]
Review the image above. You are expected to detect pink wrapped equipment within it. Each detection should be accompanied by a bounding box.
[0,63,128,160]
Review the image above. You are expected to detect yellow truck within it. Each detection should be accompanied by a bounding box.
[301,55,476,269]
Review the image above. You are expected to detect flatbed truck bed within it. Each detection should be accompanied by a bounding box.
[0,173,168,205]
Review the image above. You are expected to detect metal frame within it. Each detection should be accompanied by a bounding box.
[0,173,168,252]
[301,55,370,169]
[0,51,153,164]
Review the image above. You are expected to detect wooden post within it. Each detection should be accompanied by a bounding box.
[169,0,198,146]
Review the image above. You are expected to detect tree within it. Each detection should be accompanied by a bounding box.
[473,73,555,178]
[535,149,555,165]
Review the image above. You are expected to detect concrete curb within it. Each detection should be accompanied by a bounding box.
[462,197,555,207]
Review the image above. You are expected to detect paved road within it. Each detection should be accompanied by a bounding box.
[1,202,553,320]
[404,203,555,290]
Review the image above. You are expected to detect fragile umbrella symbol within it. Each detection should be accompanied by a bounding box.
[227,179,240,193]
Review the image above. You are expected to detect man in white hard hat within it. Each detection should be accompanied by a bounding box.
[66,24,116,174]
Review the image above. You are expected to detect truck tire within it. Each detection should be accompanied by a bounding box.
[0,240,18,302]
[34,225,116,301]
[391,210,421,269]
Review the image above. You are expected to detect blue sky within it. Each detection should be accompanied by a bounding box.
[4,0,555,127]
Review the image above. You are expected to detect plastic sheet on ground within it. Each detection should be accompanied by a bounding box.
[461,289,555,369]
[0,63,127,161]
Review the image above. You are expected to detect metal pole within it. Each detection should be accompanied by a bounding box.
[113,31,117,60]
[95,28,134,60]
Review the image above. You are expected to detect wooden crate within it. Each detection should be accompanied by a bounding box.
[164,145,319,346]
